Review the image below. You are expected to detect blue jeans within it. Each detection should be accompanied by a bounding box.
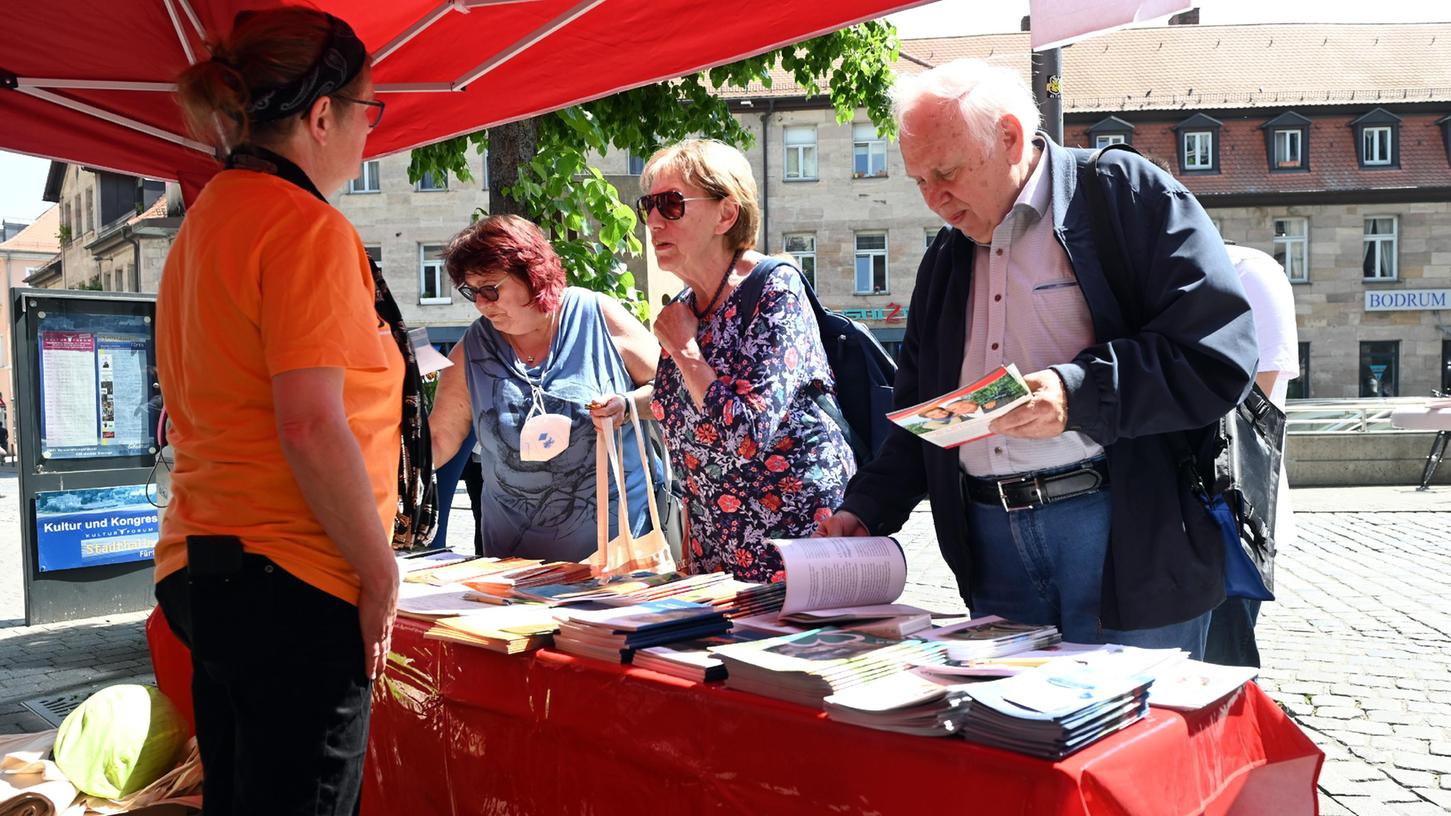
[965,479,1210,659]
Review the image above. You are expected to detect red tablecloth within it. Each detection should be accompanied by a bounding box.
[148,610,1322,815]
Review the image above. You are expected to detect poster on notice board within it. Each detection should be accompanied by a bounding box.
[37,311,157,460]
[34,485,158,572]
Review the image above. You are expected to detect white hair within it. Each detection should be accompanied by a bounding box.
[892,59,1042,147]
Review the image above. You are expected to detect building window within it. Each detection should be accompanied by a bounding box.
[364,245,382,266]
[1359,341,1399,398]
[783,126,818,181]
[784,233,816,289]
[1362,127,1391,166]
[1273,129,1303,169]
[1273,217,1309,282]
[1288,342,1310,400]
[419,244,449,304]
[1087,115,1135,148]
[1362,216,1398,280]
[852,123,887,178]
[1183,132,1214,170]
[1442,340,1451,394]
[84,192,94,234]
[854,232,888,294]
[415,171,447,192]
[1352,108,1401,169]
[349,160,381,193]
[626,152,645,175]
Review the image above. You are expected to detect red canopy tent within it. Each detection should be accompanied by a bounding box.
[1,0,929,200]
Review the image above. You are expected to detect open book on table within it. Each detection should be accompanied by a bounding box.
[768,537,935,630]
[887,363,1031,449]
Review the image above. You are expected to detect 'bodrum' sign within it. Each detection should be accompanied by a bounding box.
[1365,289,1451,311]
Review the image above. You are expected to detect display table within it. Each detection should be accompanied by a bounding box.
[148,611,1322,815]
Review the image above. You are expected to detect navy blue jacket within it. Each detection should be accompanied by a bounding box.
[837,137,1258,630]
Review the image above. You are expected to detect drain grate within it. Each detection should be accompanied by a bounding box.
[18,675,157,727]
[21,691,90,727]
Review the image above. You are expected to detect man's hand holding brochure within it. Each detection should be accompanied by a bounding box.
[886,364,1035,448]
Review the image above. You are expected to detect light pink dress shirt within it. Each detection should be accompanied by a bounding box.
[958,142,1104,478]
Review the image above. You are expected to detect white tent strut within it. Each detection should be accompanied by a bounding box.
[161,0,197,64]
[19,79,176,92]
[16,86,212,155]
[373,0,546,66]
[453,0,604,90]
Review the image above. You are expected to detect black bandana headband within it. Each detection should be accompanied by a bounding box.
[236,11,368,123]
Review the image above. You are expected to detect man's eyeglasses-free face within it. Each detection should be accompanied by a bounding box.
[456,281,502,303]
[635,191,720,221]
[333,94,386,129]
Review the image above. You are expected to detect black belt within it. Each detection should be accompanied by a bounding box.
[962,459,1110,512]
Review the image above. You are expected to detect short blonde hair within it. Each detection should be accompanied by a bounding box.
[640,139,759,251]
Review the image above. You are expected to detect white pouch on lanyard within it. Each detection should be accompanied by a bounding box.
[519,385,571,462]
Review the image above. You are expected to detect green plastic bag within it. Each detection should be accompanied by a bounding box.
[53,684,187,799]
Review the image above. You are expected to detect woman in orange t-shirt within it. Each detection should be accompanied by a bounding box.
[153,9,433,814]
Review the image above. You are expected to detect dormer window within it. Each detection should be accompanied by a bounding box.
[1350,108,1401,169]
[1260,111,1311,172]
[1087,115,1134,149]
[1174,113,1223,174]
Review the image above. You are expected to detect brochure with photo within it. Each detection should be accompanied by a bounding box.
[886,364,1032,448]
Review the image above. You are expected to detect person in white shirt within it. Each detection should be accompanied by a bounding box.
[1204,243,1300,668]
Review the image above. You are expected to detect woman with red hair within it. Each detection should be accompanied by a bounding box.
[429,214,660,560]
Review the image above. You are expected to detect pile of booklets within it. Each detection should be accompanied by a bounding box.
[824,671,973,737]
[424,605,561,654]
[919,615,1061,661]
[955,662,1153,759]
[712,629,948,709]
[553,599,731,663]
[632,629,772,682]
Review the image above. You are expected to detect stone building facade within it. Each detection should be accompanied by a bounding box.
[37,163,179,293]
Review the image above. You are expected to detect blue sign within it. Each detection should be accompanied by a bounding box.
[34,485,158,572]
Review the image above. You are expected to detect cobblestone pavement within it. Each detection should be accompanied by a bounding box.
[3,473,1451,814]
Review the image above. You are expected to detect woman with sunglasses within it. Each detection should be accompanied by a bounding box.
[642,139,855,582]
[428,214,661,561]
[154,9,419,813]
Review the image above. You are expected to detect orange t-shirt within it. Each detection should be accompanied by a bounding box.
[154,170,402,605]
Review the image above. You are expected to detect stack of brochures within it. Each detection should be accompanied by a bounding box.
[824,671,973,737]
[913,643,1174,679]
[956,662,1154,759]
[553,599,731,663]
[424,605,561,655]
[632,629,773,682]
[919,615,1062,661]
[463,560,593,600]
[404,556,542,586]
[712,628,948,709]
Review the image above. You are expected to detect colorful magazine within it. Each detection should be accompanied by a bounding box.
[886,364,1031,448]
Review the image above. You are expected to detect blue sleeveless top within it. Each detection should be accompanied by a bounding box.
[463,287,654,561]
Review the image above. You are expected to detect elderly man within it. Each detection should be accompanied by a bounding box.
[817,60,1258,656]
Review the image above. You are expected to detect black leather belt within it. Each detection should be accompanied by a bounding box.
[962,459,1110,512]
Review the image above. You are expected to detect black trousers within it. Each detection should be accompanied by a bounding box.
[156,550,372,816]
[463,456,484,557]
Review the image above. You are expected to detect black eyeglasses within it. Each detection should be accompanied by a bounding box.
[456,281,502,303]
[635,191,720,221]
[333,94,386,129]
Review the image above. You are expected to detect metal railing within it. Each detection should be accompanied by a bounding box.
[1285,397,1438,434]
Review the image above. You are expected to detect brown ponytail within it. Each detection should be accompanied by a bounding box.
[174,7,367,151]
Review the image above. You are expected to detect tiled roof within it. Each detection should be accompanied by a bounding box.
[1065,112,1451,197]
[724,24,1451,112]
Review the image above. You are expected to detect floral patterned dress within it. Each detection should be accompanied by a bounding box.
[652,259,856,582]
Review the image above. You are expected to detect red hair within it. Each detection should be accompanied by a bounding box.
[443,214,566,313]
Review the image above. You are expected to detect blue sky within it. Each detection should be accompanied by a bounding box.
[3,0,1447,226]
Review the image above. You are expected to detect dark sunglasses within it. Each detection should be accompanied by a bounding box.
[333,94,386,129]
[635,191,720,221]
[456,281,502,303]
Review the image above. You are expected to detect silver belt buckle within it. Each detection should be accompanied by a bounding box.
[997,474,1045,512]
